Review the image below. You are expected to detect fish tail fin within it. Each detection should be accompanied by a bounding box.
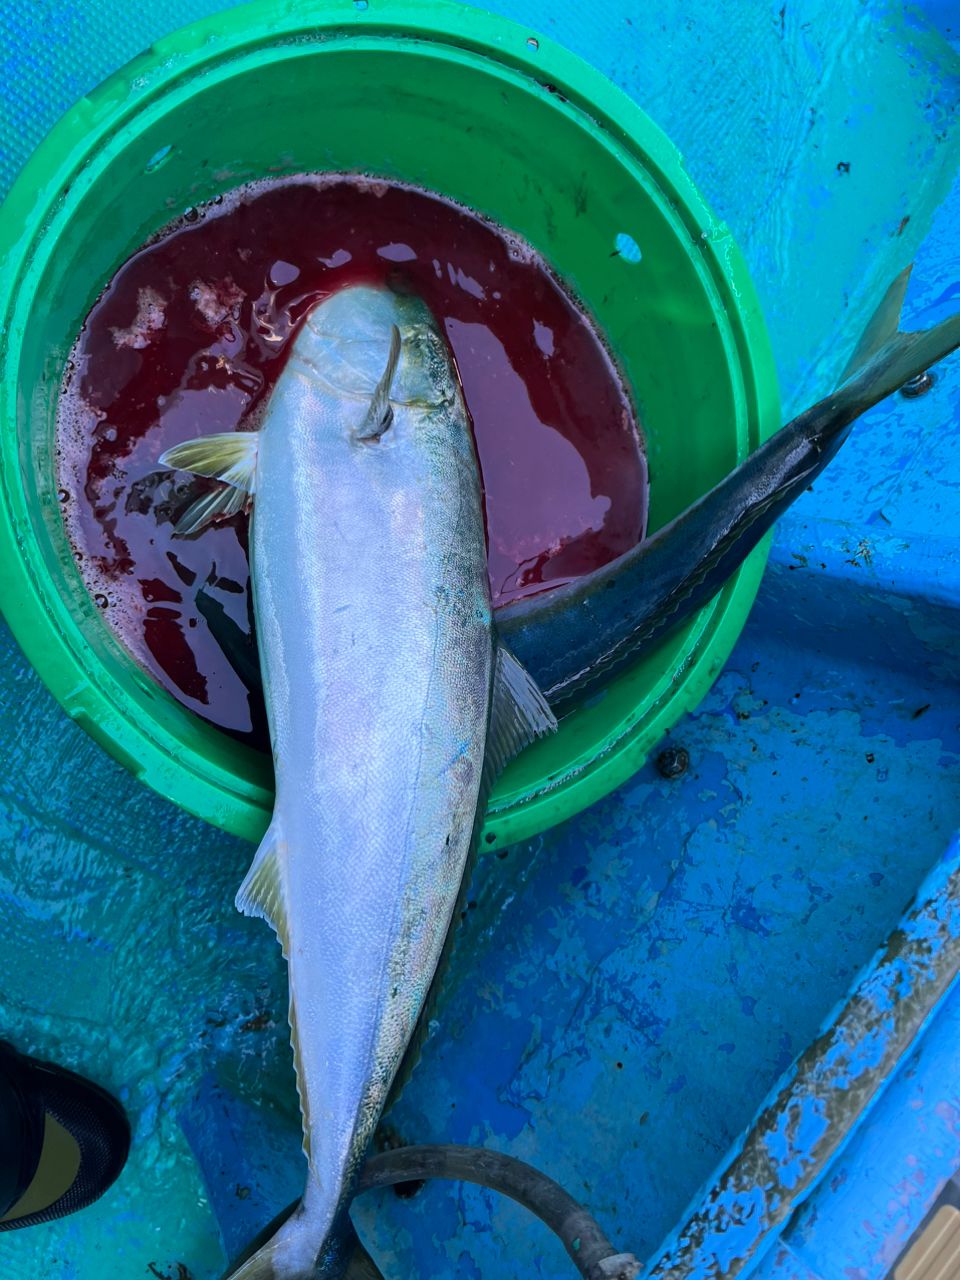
[222,1195,366,1280]
[220,1199,303,1279]
[836,264,960,409]
[159,430,259,534]
[223,1232,291,1279]
[221,1227,322,1280]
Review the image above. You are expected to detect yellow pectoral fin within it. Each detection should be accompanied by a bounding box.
[159,430,258,534]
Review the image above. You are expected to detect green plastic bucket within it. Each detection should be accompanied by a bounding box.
[0,0,779,848]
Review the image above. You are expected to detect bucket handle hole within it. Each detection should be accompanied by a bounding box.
[614,232,642,264]
[144,145,174,175]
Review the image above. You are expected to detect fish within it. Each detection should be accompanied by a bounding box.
[194,269,960,718]
[163,267,959,1276]
[159,284,557,1279]
[500,267,960,706]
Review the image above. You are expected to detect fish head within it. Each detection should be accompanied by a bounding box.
[294,284,461,443]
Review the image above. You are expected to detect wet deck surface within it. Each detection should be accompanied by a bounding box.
[0,3,958,1277]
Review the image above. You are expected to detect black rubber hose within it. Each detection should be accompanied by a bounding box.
[227,1145,640,1279]
[356,1145,640,1280]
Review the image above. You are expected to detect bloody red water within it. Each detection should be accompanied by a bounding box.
[57,175,647,746]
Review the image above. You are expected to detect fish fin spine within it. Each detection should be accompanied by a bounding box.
[288,992,311,1160]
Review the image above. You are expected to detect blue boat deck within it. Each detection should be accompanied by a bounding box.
[0,2,958,1277]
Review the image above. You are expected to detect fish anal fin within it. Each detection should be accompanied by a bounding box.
[288,992,311,1161]
[483,646,557,793]
[237,827,312,1163]
[235,823,290,958]
[160,431,259,534]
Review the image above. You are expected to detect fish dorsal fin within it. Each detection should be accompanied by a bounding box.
[483,646,558,792]
[838,265,912,385]
[159,431,259,534]
[354,324,401,441]
[235,823,290,959]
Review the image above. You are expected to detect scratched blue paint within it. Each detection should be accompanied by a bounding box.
[639,834,960,1280]
[820,1025,888,1081]
[698,1187,769,1275]
[755,945,960,1278]
[0,2,958,1278]
[764,1100,830,1191]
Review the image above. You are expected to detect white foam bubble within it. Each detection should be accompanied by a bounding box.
[189,278,245,327]
[110,286,168,350]
[55,368,154,659]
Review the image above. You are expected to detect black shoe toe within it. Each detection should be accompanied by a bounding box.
[0,1044,130,1230]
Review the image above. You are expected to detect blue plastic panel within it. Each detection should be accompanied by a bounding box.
[0,3,957,1277]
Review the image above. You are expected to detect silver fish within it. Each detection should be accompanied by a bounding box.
[193,269,960,719]
[501,266,960,704]
[160,285,556,1278]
